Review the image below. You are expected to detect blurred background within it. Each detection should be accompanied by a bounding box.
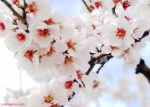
[0,0,150,107]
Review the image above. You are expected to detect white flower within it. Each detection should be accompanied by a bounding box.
[80,72,106,100]
[84,0,107,11]
[4,30,31,51]
[101,45,122,57]
[122,0,139,10]
[61,27,87,57]
[16,45,39,72]
[57,54,77,75]
[29,21,60,48]
[117,6,135,21]
[132,18,148,39]
[105,0,121,9]
[123,51,140,70]
[40,40,67,68]
[0,15,13,39]
[26,0,51,20]
[61,76,80,95]
[43,11,63,25]
[105,17,134,47]
[136,3,150,21]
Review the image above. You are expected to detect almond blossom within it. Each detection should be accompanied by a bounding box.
[1,0,150,107]
[25,0,51,20]
[16,45,39,73]
[104,17,135,47]
[29,21,60,48]
[84,0,107,11]
[5,29,31,51]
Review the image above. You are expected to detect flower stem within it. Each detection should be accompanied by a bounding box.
[81,0,91,12]
[1,0,27,24]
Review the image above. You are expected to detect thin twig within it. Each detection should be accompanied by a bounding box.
[22,0,27,19]
[112,5,117,17]
[86,54,113,75]
[1,0,27,24]
[96,54,113,74]
[81,0,91,12]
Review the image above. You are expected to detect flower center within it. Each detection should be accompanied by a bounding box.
[110,46,118,50]
[16,33,26,42]
[76,70,83,79]
[65,80,73,89]
[122,1,131,10]
[92,24,96,30]
[89,5,95,11]
[67,40,76,50]
[93,81,99,89]
[50,104,61,107]
[44,95,54,103]
[64,56,73,64]
[0,22,5,31]
[124,48,130,53]
[44,18,55,25]
[95,1,102,8]
[12,0,19,4]
[28,2,38,14]
[24,50,34,62]
[46,46,55,57]
[37,28,50,38]
[113,0,120,4]
[116,28,126,38]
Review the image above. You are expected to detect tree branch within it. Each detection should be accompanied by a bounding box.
[86,54,113,75]
[96,54,113,74]
[81,0,91,12]
[135,30,149,43]
[136,59,150,83]
[1,0,27,24]
[22,0,27,19]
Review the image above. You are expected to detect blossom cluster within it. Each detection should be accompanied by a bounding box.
[0,0,150,106]
[84,0,150,69]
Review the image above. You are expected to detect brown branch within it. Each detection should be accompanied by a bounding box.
[136,59,150,83]
[86,54,113,75]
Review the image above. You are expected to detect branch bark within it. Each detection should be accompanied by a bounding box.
[86,54,113,75]
[1,0,27,24]
[136,59,150,83]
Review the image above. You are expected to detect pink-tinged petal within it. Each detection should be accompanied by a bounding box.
[49,25,60,36]
[133,28,145,39]
[61,26,74,41]
[116,17,129,29]
[101,46,111,54]
[112,49,122,57]
[68,49,77,57]
[51,52,65,64]
[54,40,67,52]
[123,35,134,47]
[109,36,122,46]
[72,82,80,93]
[107,25,117,35]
